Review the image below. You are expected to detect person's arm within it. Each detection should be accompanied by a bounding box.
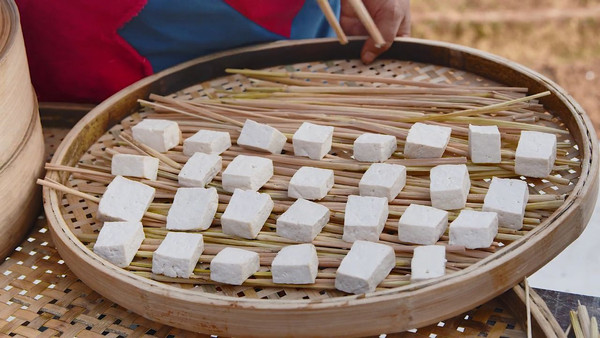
[340,0,411,64]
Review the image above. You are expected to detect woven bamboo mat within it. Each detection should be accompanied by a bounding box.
[0,124,537,337]
[59,59,580,300]
[0,216,529,338]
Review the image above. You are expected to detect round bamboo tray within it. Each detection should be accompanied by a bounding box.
[42,38,599,337]
[0,0,44,259]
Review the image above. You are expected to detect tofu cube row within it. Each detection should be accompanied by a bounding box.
[236,119,397,163]
[337,241,446,292]
[206,243,320,286]
[131,118,557,180]
[469,125,557,178]
[399,205,499,249]
[408,123,557,179]
[93,222,445,295]
[226,119,335,159]
[129,117,399,165]
[92,225,317,285]
[130,117,334,159]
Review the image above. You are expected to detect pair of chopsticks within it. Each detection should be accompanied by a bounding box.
[317,0,386,47]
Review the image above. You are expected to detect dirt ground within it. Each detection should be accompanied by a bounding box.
[411,0,600,136]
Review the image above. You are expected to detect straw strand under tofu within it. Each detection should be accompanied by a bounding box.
[40,64,579,294]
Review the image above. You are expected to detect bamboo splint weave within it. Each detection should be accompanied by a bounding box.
[55,59,579,297]
[41,38,598,336]
[0,125,553,337]
[0,219,538,337]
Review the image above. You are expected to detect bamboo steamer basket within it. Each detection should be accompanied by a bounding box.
[0,0,44,259]
[42,38,599,337]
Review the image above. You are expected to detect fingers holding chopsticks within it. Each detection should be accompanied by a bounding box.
[340,0,411,64]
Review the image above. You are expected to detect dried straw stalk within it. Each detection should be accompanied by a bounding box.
[43,66,579,293]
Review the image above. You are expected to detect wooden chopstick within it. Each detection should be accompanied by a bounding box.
[317,0,348,45]
[346,0,386,47]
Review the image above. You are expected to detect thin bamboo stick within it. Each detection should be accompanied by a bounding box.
[525,278,532,338]
[38,178,100,203]
[38,178,167,222]
[149,94,245,127]
[572,310,585,338]
[591,317,599,338]
[245,85,495,96]
[316,0,348,45]
[119,132,182,170]
[406,91,551,122]
[226,68,530,92]
[342,0,386,46]
[578,301,592,338]
[214,98,425,118]
[449,116,570,135]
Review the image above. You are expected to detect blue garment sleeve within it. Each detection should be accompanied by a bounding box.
[119,0,339,72]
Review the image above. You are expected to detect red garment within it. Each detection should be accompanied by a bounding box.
[16,0,314,103]
[16,0,151,103]
[224,0,305,38]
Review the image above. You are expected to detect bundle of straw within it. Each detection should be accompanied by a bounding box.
[39,60,579,297]
[570,302,599,338]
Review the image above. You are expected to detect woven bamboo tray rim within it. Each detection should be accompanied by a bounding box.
[70,60,577,303]
[52,65,581,303]
[42,38,599,335]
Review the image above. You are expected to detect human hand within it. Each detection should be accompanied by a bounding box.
[340,0,411,64]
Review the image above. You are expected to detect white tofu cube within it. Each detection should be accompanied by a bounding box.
[221,189,274,239]
[131,119,181,153]
[178,153,222,187]
[292,122,334,160]
[411,245,446,281]
[288,166,334,200]
[166,187,218,231]
[221,155,273,192]
[483,177,529,230]
[237,119,287,154]
[398,204,448,245]
[515,131,557,178]
[271,243,318,284]
[210,247,260,285]
[353,133,397,162]
[343,195,389,242]
[93,221,144,267]
[404,123,452,158]
[469,125,501,163]
[152,232,204,278]
[430,164,471,210]
[97,176,155,222]
[335,240,395,294]
[359,163,407,201]
[449,210,498,249]
[276,199,330,242]
[183,129,231,155]
[111,154,160,181]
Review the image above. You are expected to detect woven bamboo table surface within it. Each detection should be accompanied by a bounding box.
[0,123,542,337]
